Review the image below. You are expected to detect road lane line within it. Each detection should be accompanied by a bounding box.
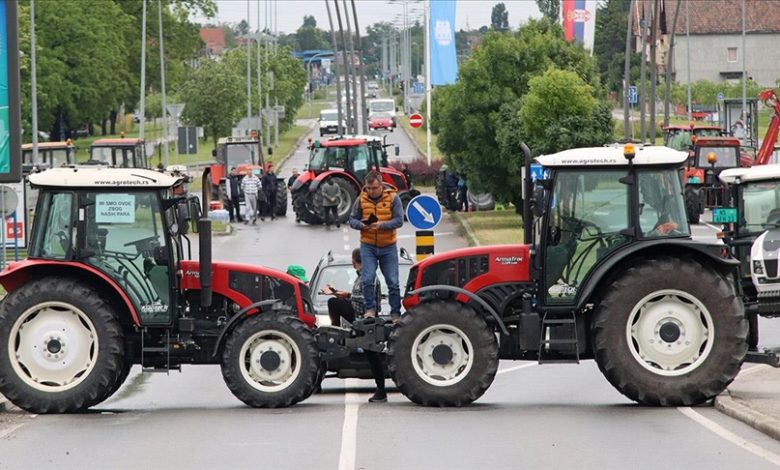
[344,244,350,251]
[702,221,721,232]
[497,363,536,375]
[0,420,28,441]
[338,380,363,470]
[678,407,780,467]
[343,235,349,242]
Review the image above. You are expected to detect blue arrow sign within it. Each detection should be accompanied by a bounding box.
[628,86,638,105]
[406,194,442,230]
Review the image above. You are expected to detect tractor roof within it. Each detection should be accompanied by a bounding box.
[664,125,722,131]
[340,134,383,143]
[694,136,740,146]
[28,167,182,189]
[218,137,258,145]
[320,138,367,147]
[21,142,74,150]
[536,145,687,168]
[91,138,144,147]
[719,164,780,184]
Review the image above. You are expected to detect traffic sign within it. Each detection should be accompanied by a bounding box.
[628,86,638,105]
[717,92,725,102]
[409,113,424,129]
[406,194,442,230]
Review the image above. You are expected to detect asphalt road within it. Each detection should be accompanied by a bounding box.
[1,127,780,469]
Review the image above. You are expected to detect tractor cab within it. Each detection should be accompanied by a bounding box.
[21,141,76,174]
[307,137,378,182]
[89,138,148,168]
[663,125,723,151]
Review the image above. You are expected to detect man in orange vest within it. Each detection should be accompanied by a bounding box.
[349,171,404,323]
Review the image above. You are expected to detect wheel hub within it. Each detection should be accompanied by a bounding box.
[412,325,474,387]
[240,331,302,392]
[431,344,454,365]
[259,350,282,371]
[659,321,681,343]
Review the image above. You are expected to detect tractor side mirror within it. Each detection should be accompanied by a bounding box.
[531,184,547,218]
[400,247,413,262]
[268,147,273,156]
[394,145,400,156]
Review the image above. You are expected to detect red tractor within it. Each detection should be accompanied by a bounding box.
[291,135,415,225]
[0,166,315,413]
[21,141,76,174]
[683,136,754,224]
[209,136,287,217]
[663,124,723,151]
[88,137,149,168]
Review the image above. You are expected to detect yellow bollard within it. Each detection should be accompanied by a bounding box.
[415,230,434,261]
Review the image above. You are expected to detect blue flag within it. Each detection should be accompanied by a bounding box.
[429,0,457,85]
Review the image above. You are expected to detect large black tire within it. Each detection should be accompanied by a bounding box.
[467,191,495,211]
[0,278,126,413]
[275,183,288,217]
[387,301,499,407]
[292,186,323,225]
[101,360,133,403]
[221,314,320,408]
[684,187,701,225]
[592,256,747,406]
[312,177,359,224]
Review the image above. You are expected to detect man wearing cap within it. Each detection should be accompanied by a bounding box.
[286,265,309,283]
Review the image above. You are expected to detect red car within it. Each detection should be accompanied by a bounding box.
[368,113,395,131]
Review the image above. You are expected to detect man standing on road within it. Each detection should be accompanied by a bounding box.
[261,164,279,221]
[241,170,261,224]
[322,178,341,228]
[287,168,300,189]
[226,167,243,223]
[349,171,403,322]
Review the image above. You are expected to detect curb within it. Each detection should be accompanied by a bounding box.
[277,120,317,172]
[714,392,780,442]
[452,212,481,247]
[399,119,425,160]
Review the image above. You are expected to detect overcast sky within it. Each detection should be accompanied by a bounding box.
[197,1,543,34]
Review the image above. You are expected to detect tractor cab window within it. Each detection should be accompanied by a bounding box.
[350,145,370,182]
[696,146,738,168]
[225,143,256,167]
[544,170,630,304]
[638,169,690,238]
[739,180,780,235]
[309,146,347,171]
[31,192,75,259]
[81,191,173,324]
[667,130,692,151]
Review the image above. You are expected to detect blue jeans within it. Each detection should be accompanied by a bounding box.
[360,243,401,315]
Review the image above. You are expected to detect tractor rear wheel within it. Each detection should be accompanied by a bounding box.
[275,184,288,217]
[592,256,747,406]
[0,278,125,413]
[221,314,320,408]
[292,186,322,225]
[312,177,359,224]
[387,301,498,406]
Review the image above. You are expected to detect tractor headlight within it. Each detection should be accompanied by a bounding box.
[753,260,764,275]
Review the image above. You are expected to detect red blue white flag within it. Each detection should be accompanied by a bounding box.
[562,0,597,52]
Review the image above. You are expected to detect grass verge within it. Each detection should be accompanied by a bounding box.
[454,210,523,246]
[399,115,444,161]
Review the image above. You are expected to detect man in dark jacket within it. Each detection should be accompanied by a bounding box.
[261,165,279,221]
[226,167,243,223]
[287,168,300,189]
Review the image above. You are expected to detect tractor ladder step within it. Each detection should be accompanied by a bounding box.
[141,328,175,374]
[538,312,580,365]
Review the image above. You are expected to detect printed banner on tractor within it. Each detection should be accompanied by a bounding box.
[429,0,458,85]
[561,0,597,52]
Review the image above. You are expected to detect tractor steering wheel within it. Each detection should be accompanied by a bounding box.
[124,236,160,256]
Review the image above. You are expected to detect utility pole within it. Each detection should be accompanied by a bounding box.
[30,0,38,162]
[664,0,682,127]
[139,0,147,140]
[246,0,252,122]
[326,1,344,132]
[639,6,647,142]
[265,0,271,147]
[342,0,359,135]
[334,0,353,134]
[741,0,747,139]
[649,0,659,143]
[257,1,264,146]
[686,0,691,121]
[158,0,169,167]
[623,0,633,140]
[350,0,367,134]
[424,0,432,166]
[381,36,388,93]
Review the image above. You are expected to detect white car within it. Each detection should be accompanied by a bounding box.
[367,99,397,126]
[319,109,344,135]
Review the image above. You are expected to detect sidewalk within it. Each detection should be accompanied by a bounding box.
[714,364,780,441]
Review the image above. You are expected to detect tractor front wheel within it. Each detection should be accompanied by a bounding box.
[275,184,288,217]
[221,314,320,408]
[0,278,126,413]
[592,256,747,406]
[388,301,498,406]
[292,186,322,225]
[312,177,359,224]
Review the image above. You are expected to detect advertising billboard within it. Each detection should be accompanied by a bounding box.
[0,2,20,183]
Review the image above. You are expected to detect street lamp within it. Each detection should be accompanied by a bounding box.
[305,52,334,104]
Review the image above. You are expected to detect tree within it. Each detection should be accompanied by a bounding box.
[235,19,250,36]
[179,59,244,149]
[434,19,602,206]
[303,15,317,28]
[491,3,509,31]
[535,0,560,23]
[594,0,630,93]
[519,68,613,155]
[295,26,330,51]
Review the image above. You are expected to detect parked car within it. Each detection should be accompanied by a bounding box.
[308,248,413,326]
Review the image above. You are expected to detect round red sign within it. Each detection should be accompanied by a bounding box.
[409,113,424,129]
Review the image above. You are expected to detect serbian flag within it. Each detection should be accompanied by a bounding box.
[562,0,597,52]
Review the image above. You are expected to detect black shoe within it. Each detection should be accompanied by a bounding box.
[260,217,265,221]
[252,219,256,225]
[336,223,341,228]
[368,391,387,403]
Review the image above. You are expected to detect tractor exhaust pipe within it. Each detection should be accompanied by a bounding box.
[199,167,213,308]
[521,142,533,245]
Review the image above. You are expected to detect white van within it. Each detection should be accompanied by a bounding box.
[319,109,344,136]
[367,99,397,125]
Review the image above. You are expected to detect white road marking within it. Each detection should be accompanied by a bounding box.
[0,420,29,441]
[678,407,780,467]
[497,363,536,375]
[343,235,350,242]
[702,221,722,232]
[344,244,351,251]
[338,380,364,470]
[396,231,454,240]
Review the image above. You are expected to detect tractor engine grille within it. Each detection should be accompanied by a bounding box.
[420,256,489,288]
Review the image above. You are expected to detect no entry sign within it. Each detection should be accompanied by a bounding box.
[409,113,424,129]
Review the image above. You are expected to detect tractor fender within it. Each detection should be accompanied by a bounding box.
[407,285,510,335]
[575,239,739,311]
[291,172,314,192]
[211,299,280,357]
[309,171,361,193]
[0,260,141,325]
